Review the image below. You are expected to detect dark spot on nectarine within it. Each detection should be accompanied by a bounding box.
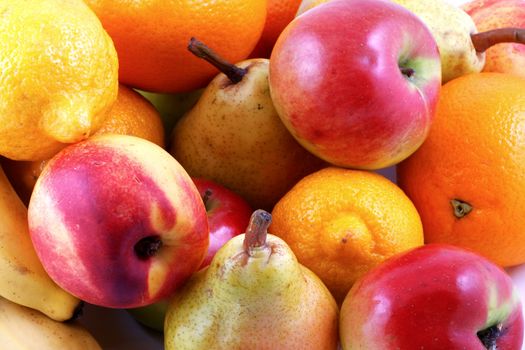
[134,235,163,260]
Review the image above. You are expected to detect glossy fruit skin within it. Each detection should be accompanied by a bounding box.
[269,0,441,169]
[340,244,524,350]
[463,0,525,79]
[193,178,252,269]
[28,135,209,309]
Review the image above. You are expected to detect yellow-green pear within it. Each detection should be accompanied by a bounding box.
[164,210,339,350]
[169,38,325,211]
[391,0,484,83]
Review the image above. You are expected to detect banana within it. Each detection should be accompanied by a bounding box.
[0,164,81,321]
[0,295,101,349]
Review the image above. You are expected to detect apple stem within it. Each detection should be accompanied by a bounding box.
[187,37,247,84]
[471,27,525,53]
[243,209,272,255]
[134,236,163,260]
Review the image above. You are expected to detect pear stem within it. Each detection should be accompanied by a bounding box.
[187,37,247,84]
[243,209,272,254]
[471,27,525,53]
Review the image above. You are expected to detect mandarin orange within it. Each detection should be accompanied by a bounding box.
[270,167,424,303]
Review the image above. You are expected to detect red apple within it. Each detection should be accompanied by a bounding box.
[463,0,525,79]
[27,134,209,309]
[193,178,253,268]
[269,0,441,170]
[340,244,524,349]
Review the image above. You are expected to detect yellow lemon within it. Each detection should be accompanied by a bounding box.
[0,0,118,161]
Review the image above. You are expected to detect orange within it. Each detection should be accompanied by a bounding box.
[93,84,165,147]
[2,84,165,205]
[397,72,525,267]
[270,167,424,303]
[84,0,268,93]
[250,0,303,58]
[0,0,118,161]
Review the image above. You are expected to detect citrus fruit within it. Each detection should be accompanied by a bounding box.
[270,166,424,303]
[397,72,525,267]
[0,0,119,161]
[94,85,165,148]
[250,0,303,58]
[2,84,165,205]
[84,0,268,93]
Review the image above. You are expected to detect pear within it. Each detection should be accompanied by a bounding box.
[169,38,325,211]
[164,209,339,350]
[391,0,525,83]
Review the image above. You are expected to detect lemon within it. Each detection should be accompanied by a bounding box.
[0,0,118,161]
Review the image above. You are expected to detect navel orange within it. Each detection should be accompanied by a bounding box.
[84,0,268,93]
[397,72,525,267]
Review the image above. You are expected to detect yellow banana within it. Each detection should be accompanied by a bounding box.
[0,164,81,321]
[0,296,101,349]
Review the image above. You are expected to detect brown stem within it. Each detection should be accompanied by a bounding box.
[187,37,247,83]
[243,209,272,254]
[471,28,525,53]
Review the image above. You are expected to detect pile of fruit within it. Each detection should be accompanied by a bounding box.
[2,0,525,348]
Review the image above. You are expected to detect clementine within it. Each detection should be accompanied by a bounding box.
[270,167,424,303]
[84,0,268,93]
[397,72,525,267]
